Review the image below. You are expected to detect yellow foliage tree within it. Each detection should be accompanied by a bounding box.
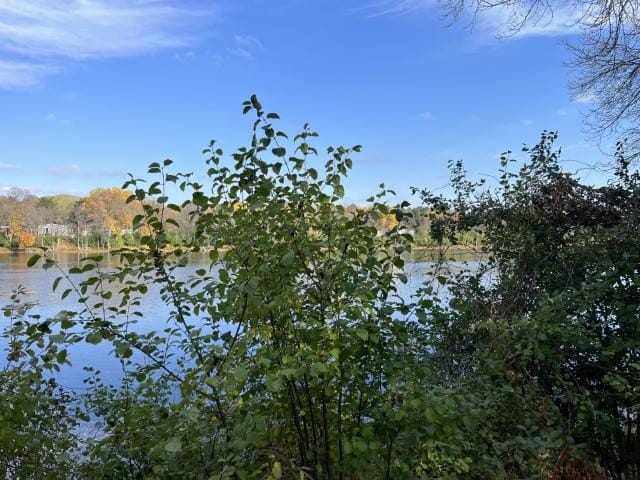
[15,231,36,248]
[379,213,399,231]
[9,205,27,232]
[80,188,140,236]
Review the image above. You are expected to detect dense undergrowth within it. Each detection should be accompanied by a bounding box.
[1,99,638,479]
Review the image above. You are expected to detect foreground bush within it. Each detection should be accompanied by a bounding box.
[2,101,636,479]
[419,133,640,479]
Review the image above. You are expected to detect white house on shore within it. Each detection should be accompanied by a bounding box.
[37,223,75,237]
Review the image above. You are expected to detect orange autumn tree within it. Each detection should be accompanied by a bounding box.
[14,231,36,248]
[8,200,36,248]
[378,212,399,232]
[79,188,142,248]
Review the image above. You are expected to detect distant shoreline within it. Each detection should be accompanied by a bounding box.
[1,245,486,256]
[0,246,110,255]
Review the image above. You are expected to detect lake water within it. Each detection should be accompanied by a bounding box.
[0,250,484,390]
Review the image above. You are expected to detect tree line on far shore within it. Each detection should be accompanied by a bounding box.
[0,187,196,250]
[0,187,484,250]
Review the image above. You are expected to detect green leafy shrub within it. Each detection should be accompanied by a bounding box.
[7,103,635,479]
[0,289,78,479]
[417,132,639,478]
[14,97,485,478]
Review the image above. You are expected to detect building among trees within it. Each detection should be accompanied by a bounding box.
[37,223,75,237]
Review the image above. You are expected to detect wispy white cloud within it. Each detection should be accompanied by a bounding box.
[230,47,254,60]
[173,50,196,62]
[556,108,567,116]
[419,111,433,120]
[479,4,582,38]
[366,0,582,38]
[522,119,534,125]
[0,58,54,88]
[46,112,71,126]
[363,0,431,17]
[0,0,200,58]
[0,161,21,170]
[233,35,263,50]
[228,34,263,61]
[0,0,212,88]
[573,91,597,104]
[48,164,81,176]
[48,163,125,179]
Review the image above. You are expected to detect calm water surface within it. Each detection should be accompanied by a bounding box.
[0,250,484,389]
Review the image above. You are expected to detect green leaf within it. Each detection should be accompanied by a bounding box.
[27,254,41,268]
[86,333,102,345]
[271,462,282,479]
[56,349,68,364]
[265,375,283,393]
[164,438,182,453]
[250,94,262,111]
[61,318,75,329]
[132,214,144,227]
[356,328,369,341]
[272,147,286,157]
[281,251,295,265]
[116,344,132,358]
[219,269,230,283]
[37,321,51,334]
[310,362,328,377]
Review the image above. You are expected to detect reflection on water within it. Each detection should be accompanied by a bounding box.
[0,250,485,389]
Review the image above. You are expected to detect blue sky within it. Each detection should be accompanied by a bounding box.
[0,0,607,203]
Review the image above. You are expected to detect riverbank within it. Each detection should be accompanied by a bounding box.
[0,246,109,255]
[0,244,486,256]
[411,244,485,252]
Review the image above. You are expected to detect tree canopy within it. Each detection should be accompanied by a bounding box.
[441,0,640,159]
